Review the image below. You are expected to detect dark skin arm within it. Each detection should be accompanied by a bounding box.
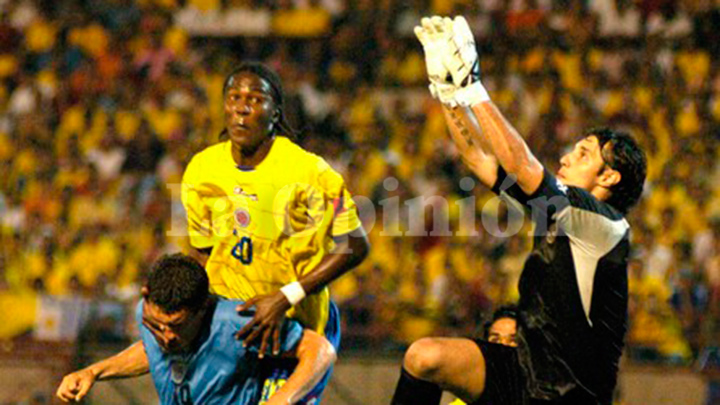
[236,227,370,357]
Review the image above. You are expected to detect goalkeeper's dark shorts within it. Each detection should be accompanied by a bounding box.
[470,339,599,405]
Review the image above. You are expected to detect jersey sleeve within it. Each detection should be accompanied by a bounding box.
[492,165,582,221]
[493,166,629,252]
[181,156,215,249]
[315,162,362,237]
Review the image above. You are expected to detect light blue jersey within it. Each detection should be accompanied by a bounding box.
[136,298,303,405]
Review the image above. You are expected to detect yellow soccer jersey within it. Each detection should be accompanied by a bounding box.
[181,137,362,333]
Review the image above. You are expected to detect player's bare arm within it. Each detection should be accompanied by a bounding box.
[441,104,498,188]
[236,227,370,356]
[266,329,337,405]
[443,18,545,195]
[415,17,499,190]
[417,16,543,195]
[293,227,370,298]
[56,341,149,402]
[469,102,544,195]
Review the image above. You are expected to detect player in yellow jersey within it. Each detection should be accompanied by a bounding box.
[181,62,370,404]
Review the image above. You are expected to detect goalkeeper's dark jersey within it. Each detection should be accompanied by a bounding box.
[492,167,630,405]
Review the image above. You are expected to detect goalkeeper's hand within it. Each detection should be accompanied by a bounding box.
[445,16,490,107]
[445,16,481,88]
[414,16,460,107]
[414,16,451,86]
[416,16,490,107]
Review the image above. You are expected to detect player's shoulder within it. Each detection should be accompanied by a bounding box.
[212,297,244,319]
[273,137,336,178]
[213,297,258,327]
[560,185,630,244]
[275,137,324,165]
[184,141,230,180]
[565,184,626,222]
[543,169,623,222]
[189,141,230,166]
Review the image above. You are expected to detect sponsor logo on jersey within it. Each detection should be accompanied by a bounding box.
[234,186,258,201]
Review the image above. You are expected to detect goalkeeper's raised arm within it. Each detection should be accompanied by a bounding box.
[415,17,499,189]
[441,104,499,189]
[416,16,544,196]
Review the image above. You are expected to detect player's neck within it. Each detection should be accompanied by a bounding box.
[590,185,611,204]
[230,136,276,168]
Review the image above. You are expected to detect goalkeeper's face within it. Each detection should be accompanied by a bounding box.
[557,136,620,193]
[224,72,279,150]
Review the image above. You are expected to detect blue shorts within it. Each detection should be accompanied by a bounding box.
[258,301,341,404]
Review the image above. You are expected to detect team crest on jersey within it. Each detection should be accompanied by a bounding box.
[235,208,251,228]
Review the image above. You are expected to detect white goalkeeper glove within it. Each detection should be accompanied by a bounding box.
[446,16,490,107]
[414,16,460,107]
[416,16,491,108]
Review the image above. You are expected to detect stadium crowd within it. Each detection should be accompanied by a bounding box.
[0,0,718,379]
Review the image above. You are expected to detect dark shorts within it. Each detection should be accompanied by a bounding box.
[470,340,600,405]
[471,339,529,405]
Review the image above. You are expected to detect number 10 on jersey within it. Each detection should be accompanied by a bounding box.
[231,237,253,265]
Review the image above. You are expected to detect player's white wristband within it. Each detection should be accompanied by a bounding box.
[280,281,306,306]
[451,81,491,108]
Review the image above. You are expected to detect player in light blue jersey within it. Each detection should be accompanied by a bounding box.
[56,254,335,405]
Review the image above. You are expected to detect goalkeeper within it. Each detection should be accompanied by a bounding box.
[390,16,647,405]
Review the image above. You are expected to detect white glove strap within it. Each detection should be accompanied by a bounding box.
[280,281,306,306]
[452,81,490,108]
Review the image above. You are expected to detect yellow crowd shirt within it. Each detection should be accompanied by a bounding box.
[181,137,362,333]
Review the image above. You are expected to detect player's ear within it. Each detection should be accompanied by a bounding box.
[599,168,621,189]
[273,108,281,124]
